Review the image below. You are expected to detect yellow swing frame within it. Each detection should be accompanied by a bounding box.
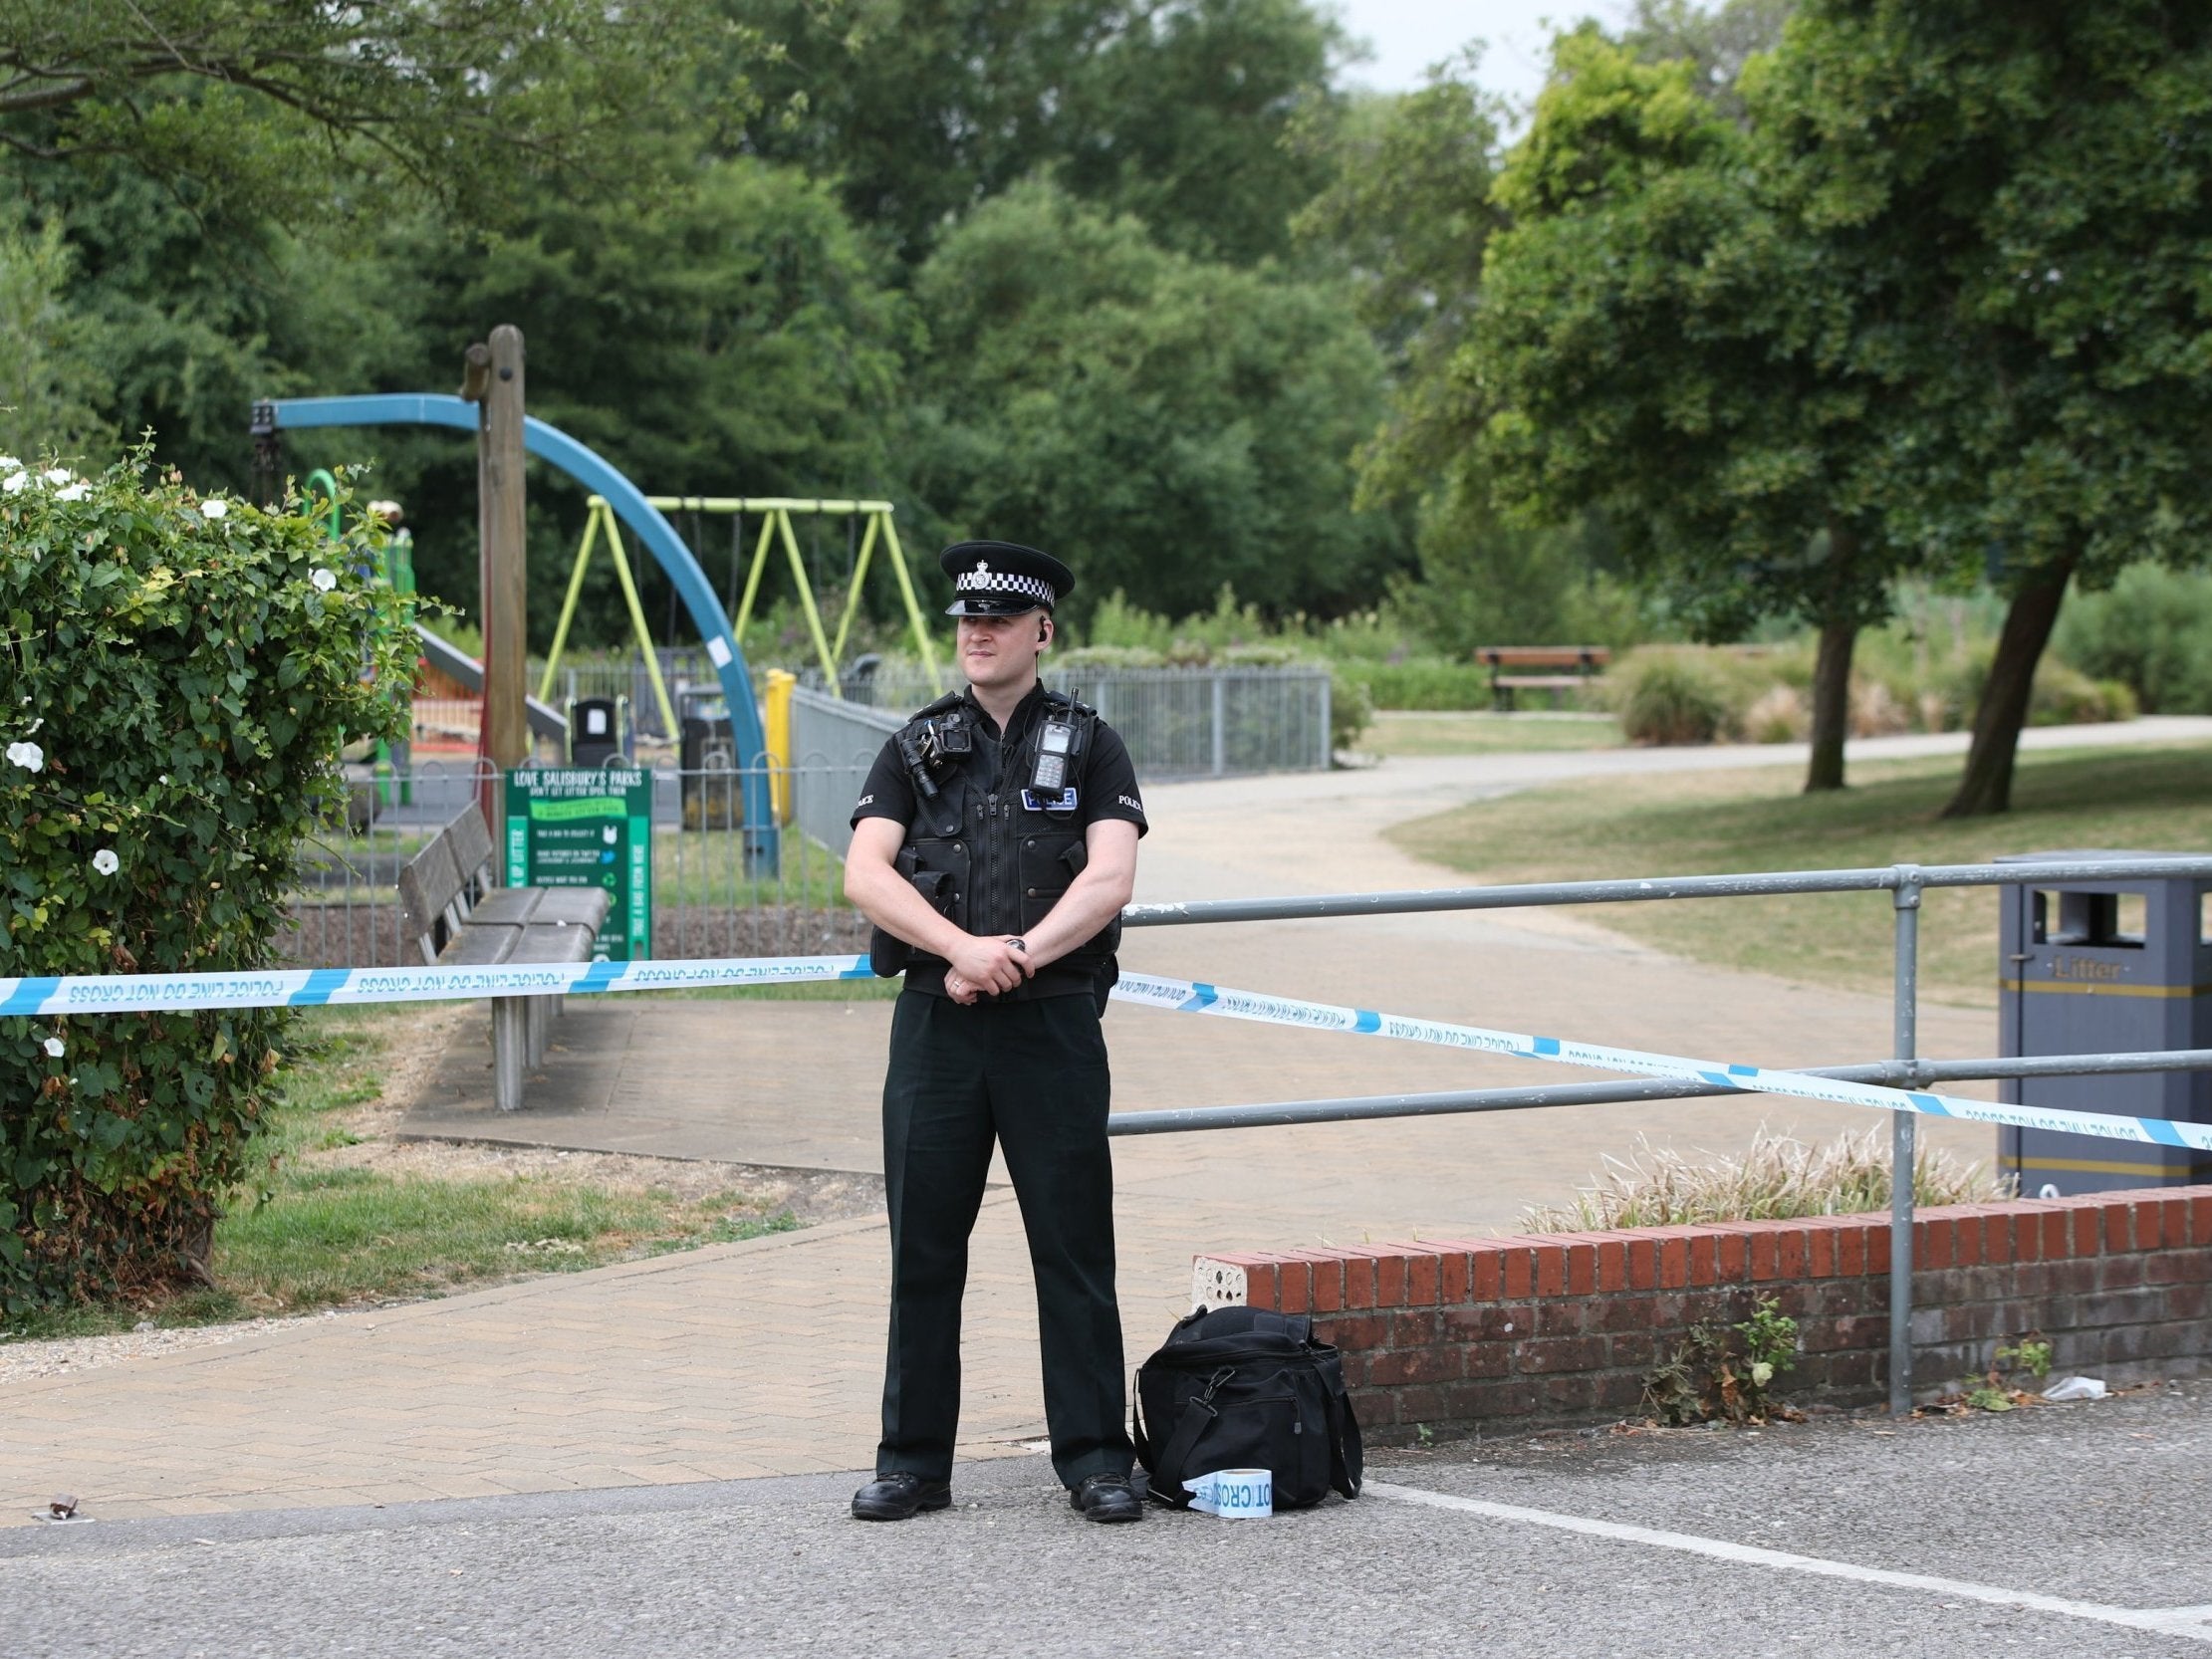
[539,496,944,733]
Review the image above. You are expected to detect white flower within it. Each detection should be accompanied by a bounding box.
[2,472,26,496]
[0,455,19,472]
[42,1037,64,1059]
[41,467,71,485]
[200,498,229,520]
[55,482,87,502]
[157,774,169,785]
[92,848,119,876]
[6,740,43,772]
[310,567,337,592]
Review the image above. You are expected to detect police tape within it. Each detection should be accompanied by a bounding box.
[0,955,879,1017]
[4,955,2201,1153]
[1107,971,2212,1154]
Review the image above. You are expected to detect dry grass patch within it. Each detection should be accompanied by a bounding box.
[1521,1125,2014,1232]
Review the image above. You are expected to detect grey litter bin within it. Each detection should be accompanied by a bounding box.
[568,695,627,768]
[679,695,740,831]
[1996,850,2212,1197]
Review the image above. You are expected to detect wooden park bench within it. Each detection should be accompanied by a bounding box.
[397,802,612,1112]
[1474,645,1610,712]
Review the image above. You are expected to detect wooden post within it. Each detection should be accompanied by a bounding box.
[466,330,530,860]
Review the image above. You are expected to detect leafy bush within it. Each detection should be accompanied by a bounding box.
[2055,565,2212,714]
[2029,659,2138,727]
[1602,629,2133,748]
[1338,659,1501,710]
[1608,647,1742,744]
[0,456,411,1309]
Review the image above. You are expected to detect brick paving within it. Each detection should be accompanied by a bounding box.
[1,737,2044,1526]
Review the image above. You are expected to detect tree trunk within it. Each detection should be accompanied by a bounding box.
[1805,615,1855,792]
[1938,550,2080,819]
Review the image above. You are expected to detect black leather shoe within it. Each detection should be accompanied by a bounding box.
[851,1473,951,1521]
[1069,1473,1143,1524]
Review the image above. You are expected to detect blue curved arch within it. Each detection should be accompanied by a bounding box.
[268,393,777,865]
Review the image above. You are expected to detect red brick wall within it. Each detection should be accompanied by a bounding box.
[1190,1188,2212,1440]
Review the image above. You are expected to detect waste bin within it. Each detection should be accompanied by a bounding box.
[1997,850,2212,1196]
[568,696,627,768]
[679,695,741,830]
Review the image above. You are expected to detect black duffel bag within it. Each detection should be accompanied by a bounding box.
[1132,1305,1362,1510]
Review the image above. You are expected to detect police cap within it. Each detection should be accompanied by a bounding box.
[940,540,1075,616]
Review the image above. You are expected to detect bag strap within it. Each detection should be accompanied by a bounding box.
[1327,1388,1363,1499]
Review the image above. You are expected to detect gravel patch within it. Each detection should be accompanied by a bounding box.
[0,1312,342,1386]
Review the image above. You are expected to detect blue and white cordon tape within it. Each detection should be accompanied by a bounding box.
[0,955,879,1018]
[2,956,2202,1153]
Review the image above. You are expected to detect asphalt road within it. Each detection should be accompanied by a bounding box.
[7,1381,2204,1659]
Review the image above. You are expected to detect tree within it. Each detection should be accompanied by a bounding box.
[0,203,108,461]
[0,0,728,223]
[1752,0,2212,816]
[1413,30,1906,788]
[306,159,912,643]
[905,179,1405,620]
[733,0,1345,265]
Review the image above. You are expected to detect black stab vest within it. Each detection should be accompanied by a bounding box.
[890,690,1121,1001]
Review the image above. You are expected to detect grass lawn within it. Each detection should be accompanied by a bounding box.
[1387,741,2212,1008]
[1362,710,1623,758]
[6,1005,806,1342]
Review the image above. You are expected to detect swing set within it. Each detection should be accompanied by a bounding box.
[539,495,944,736]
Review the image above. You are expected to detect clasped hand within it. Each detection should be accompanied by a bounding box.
[944,935,1031,1004]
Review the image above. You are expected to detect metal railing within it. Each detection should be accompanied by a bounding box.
[1113,854,2212,1416]
[287,769,2207,1412]
[533,650,722,745]
[828,665,1333,778]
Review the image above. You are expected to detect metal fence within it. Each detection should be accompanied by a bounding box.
[533,651,721,745]
[286,759,2208,1413]
[1110,854,2212,1414]
[280,758,872,968]
[788,686,901,859]
[521,654,1330,776]
[828,665,1333,778]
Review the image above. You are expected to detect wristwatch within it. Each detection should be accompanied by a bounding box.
[1006,936,1028,953]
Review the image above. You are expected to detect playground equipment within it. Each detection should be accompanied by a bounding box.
[538,495,943,730]
[251,372,782,868]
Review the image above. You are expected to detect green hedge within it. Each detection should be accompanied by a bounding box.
[0,457,411,1308]
[1336,659,1503,711]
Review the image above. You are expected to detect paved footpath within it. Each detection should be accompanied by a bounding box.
[4,720,2205,1526]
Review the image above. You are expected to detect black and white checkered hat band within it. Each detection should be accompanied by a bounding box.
[955,567,1056,605]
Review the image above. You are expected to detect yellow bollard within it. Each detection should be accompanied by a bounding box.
[764,668,796,826]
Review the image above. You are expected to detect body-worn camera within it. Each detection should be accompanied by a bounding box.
[897,710,973,799]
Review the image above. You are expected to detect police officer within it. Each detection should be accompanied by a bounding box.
[845,540,1147,1525]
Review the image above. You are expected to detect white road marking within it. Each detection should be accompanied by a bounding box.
[1367,1481,2212,1644]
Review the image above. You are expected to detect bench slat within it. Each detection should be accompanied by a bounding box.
[398,836,465,963]
[449,802,496,889]
[531,888,614,929]
[441,924,521,966]
[1475,645,1610,669]
[469,888,542,926]
[509,924,601,965]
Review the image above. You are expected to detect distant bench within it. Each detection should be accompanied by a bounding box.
[1474,645,1610,712]
[398,803,611,1112]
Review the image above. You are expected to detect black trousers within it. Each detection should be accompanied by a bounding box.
[875,989,1132,1490]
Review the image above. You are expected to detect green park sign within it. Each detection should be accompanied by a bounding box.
[504,768,654,960]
